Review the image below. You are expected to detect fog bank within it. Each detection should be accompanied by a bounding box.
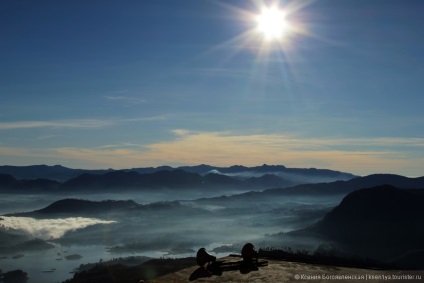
[0,216,116,240]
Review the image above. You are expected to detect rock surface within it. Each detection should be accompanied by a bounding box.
[148,256,424,283]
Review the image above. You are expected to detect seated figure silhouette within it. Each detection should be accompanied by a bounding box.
[190,248,219,280]
[190,244,266,280]
[196,248,216,267]
[241,243,259,269]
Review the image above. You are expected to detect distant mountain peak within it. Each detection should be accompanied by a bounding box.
[34,198,140,214]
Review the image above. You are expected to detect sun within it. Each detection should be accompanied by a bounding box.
[256,6,290,41]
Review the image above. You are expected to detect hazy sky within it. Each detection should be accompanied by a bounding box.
[1,0,424,176]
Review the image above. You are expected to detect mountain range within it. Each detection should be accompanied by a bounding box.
[263,173,424,196]
[192,174,424,206]
[0,164,356,183]
[0,164,356,193]
[1,164,424,196]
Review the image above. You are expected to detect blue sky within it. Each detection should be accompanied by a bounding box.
[1,0,424,176]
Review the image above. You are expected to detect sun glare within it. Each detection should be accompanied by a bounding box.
[256,7,289,41]
[197,0,309,62]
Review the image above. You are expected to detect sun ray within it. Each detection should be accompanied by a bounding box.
[188,0,334,102]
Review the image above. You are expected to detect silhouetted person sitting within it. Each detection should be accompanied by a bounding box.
[196,248,216,267]
[241,243,259,265]
[190,248,219,280]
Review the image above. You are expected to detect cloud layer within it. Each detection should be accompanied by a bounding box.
[0,216,116,240]
[1,129,424,176]
[0,116,167,130]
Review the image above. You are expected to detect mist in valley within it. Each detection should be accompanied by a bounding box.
[0,187,342,283]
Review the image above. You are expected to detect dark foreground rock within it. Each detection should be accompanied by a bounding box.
[150,256,424,283]
[62,257,196,283]
[61,255,424,283]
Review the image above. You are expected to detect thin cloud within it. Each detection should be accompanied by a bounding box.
[0,119,115,130]
[123,115,168,122]
[175,67,283,85]
[36,135,59,141]
[0,116,167,131]
[105,95,145,106]
[97,143,142,149]
[0,146,33,157]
